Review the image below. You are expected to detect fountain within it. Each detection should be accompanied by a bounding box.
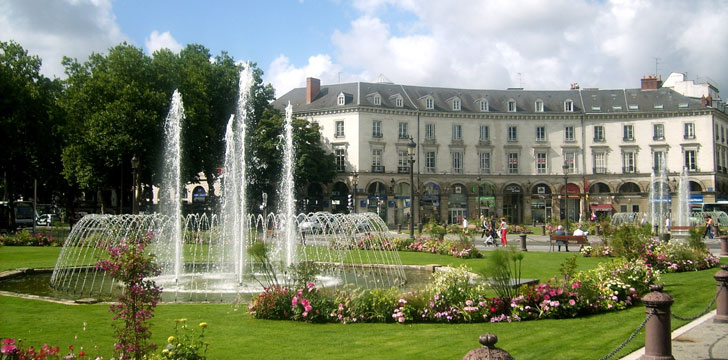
[47,66,408,302]
[648,167,671,237]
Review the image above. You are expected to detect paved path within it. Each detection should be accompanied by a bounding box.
[388,230,727,359]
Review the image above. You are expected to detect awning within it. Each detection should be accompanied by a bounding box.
[590,204,613,211]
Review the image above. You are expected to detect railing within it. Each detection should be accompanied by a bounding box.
[397,166,410,174]
[593,167,607,174]
[371,165,385,173]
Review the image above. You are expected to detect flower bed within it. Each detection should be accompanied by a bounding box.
[0,232,63,247]
[248,258,658,324]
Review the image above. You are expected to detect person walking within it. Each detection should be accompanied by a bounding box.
[480,215,488,239]
[704,216,714,239]
[498,217,508,246]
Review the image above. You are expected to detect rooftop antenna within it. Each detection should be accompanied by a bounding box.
[654,57,661,78]
[338,72,341,83]
[518,72,523,88]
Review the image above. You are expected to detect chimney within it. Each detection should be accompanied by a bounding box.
[306,77,320,104]
[641,75,662,90]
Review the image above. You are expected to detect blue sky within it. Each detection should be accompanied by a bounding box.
[2,0,727,98]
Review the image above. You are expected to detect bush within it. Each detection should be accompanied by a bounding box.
[248,286,293,320]
[0,231,63,247]
[333,287,400,323]
[158,319,209,360]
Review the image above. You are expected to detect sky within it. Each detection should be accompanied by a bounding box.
[1,0,727,98]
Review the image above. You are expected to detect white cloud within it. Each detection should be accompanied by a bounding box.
[267,54,351,98]
[144,30,183,54]
[269,0,728,95]
[0,0,126,79]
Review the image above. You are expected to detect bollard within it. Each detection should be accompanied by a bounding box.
[398,224,402,234]
[462,333,514,360]
[640,284,675,360]
[418,223,423,234]
[519,233,528,252]
[715,265,728,323]
[596,224,601,235]
[720,236,728,256]
[541,224,546,236]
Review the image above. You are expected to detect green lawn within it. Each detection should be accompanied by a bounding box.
[0,246,724,359]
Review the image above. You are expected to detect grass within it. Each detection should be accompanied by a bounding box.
[0,246,725,359]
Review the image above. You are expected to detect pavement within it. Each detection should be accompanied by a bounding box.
[389,230,728,359]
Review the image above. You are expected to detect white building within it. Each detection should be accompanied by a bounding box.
[270,75,728,227]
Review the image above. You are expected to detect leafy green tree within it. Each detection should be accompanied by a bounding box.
[60,42,167,212]
[0,40,64,224]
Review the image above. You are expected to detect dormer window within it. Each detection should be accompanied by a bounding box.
[452,98,461,111]
[396,97,403,107]
[507,99,517,112]
[564,100,573,112]
[535,100,544,112]
[337,93,346,106]
[425,97,434,110]
[373,94,381,106]
[480,99,489,112]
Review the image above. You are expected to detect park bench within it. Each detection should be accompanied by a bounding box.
[549,235,588,252]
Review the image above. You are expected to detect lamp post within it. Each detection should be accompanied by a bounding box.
[408,136,417,239]
[352,172,359,214]
[563,163,569,232]
[131,155,139,214]
[477,176,482,217]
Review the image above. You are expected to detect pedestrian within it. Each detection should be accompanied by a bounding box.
[498,217,508,246]
[480,215,488,239]
[664,216,671,232]
[704,216,714,239]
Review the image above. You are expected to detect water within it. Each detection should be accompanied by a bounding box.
[677,166,690,228]
[49,67,407,302]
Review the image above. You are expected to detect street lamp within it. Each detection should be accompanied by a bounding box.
[352,172,359,214]
[477,176,482,217]
[131,155,139,214]
[407,136,417,239]
[563,163,569,232]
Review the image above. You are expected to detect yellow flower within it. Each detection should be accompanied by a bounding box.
[198,322,208,328]
[162,349,169,354]
[167,336,175,343]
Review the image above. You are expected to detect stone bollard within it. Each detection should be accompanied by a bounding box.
[398,224,402,234]
[715,265,728,323]
[719,236,728,256]
[541,224,546,235]
[462,333,514,360]
[519,233,528,252]
[596,224,601,235]
[640,284,674,360]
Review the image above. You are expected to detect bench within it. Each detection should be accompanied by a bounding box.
[549,235,588,252]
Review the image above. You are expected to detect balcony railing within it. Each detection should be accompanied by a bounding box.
[652,136,664,141]
[684,134,695,140]
[622,166,636,174]
[593,137,605,143]
[371,165,385,173]
[397,166,410,174]
[398,134,409,139]
[593,167,607,174]
[372,132,383,138]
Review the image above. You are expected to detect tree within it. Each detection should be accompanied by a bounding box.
[60,43,168,212]
[0,40,63,225]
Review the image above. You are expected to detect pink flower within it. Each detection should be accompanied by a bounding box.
[569,299,576,306]
[292,297,298,306]
[465,300,473,306]
[398,317,405,323]
[306,282,315,288]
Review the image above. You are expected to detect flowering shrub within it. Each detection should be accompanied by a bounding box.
[572,258,655,312]
[581,245,614,257]
[0,339,92,359]
[0,231,63,247]
[158,319,209,360]
[290,282,334,323]
[332,287,399,323]
[405,236,482,259]
[96,232,162,360]
[248,286,293,320]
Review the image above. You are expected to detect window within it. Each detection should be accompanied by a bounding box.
[564,152,576,172]
[425,97,434,109]
[335,121,345,138]
[480,100,489,112]
[594,125,605,142]
[335,148,346,172]
[536,126,546,141]
[452,98,461,111]
[653,151,665,172]
[623,151,636,173]
[398,122,408,139]
[623,124,634,141]
[372,149,383,171]
[372,120,382,137]
[593,152,606,174]
[398,150,409,173]
[564,100,573,112]
[628,104,639,110]
[425,124,435,139]
[479,152,491,174]
[425,151,436,173]
[452,124,462,141]
[535,100,544,112]
[479,125,490,141]
[685,150,697,171]
[722,126,725,143]
[337,93,345,106]
[507,153,519,174]
[507,126,518,142]
[452,151,463,174]
[565,126,575,141]
[373,95,381,106]
[507,99,517,112]
[536,152,547,174]
[395,97,403,107]
[717,125,720,141]
[653,124,664,140]
[684,123,695,139]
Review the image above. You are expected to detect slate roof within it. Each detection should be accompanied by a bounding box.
[273,81,708,115]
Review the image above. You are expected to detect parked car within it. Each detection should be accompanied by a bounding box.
[36,214,58,226]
